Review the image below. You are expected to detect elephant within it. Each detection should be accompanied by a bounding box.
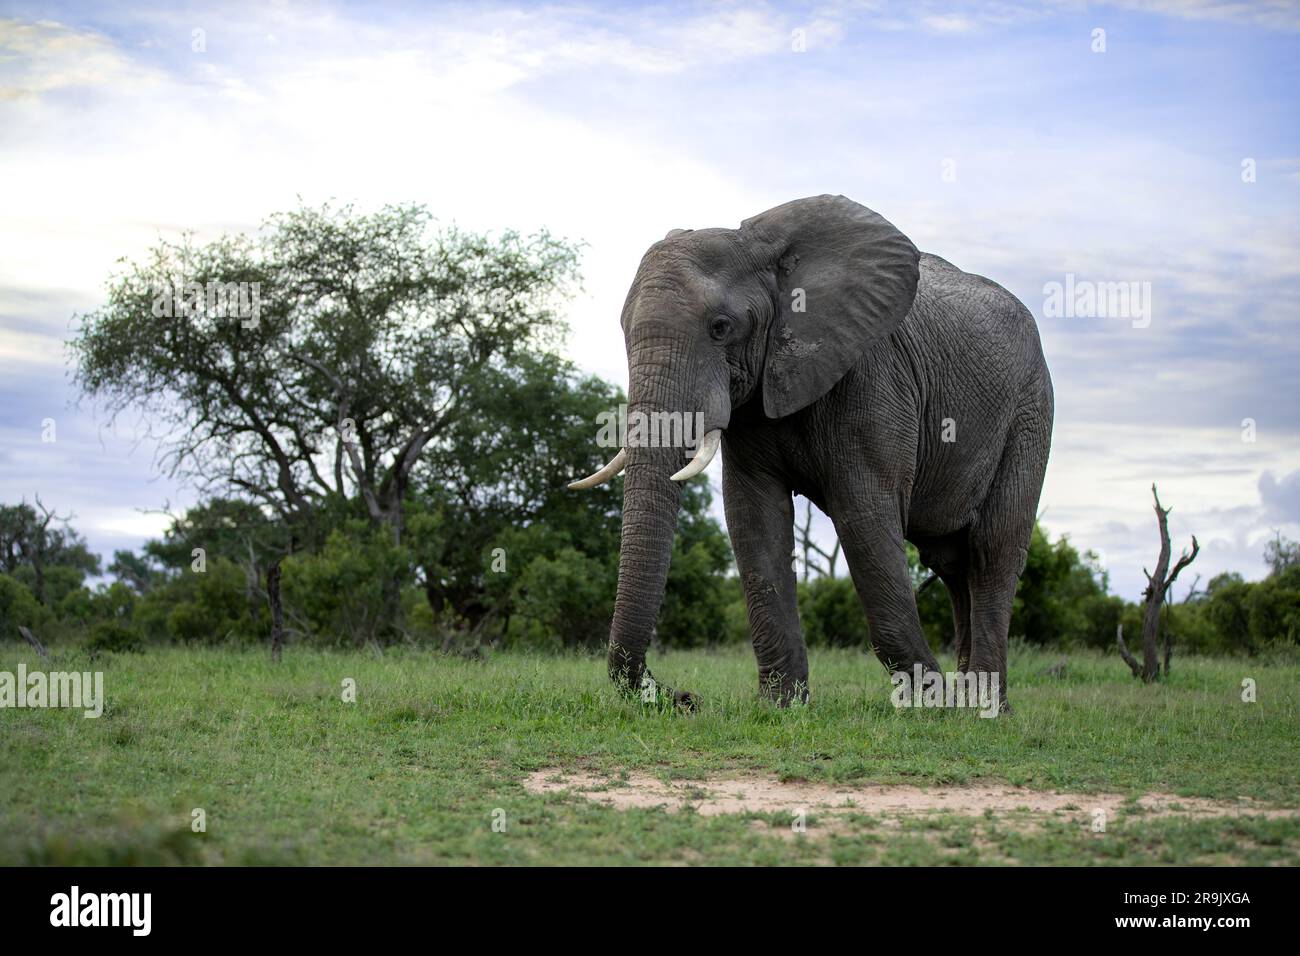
[569,194,1053,713]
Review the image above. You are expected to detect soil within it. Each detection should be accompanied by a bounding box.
[523,768,1296,822]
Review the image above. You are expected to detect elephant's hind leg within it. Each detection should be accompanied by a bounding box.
[916,530,972,672]
[967,410,1050,714]
[833,493,942,679]
[942,572,972,673]
[936,567,972,673]
[967,556,1020,713]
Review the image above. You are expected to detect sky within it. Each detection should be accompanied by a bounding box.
[1,0,1298,601]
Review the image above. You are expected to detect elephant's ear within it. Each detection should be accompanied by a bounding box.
[741,195,920,419]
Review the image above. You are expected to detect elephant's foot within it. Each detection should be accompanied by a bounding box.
[956,660,1011,716]
[607,651,699,712]
[630,669,698,713]
[966,668,1011,716]
[759,673,810,707]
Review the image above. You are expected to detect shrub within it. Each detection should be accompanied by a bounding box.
[1201,573,1254,653]
[798,576,870,648]
[85,620,143,654]
[0,574,52,642]
[1012,525,1108,646]
[657,534,735,648]
[281,524,412,646]
[1249,565,1300,647]
[135,558,260,644]
[505,547,614,649]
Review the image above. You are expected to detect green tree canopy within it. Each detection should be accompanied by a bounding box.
[70,203,581,547]
[0,499,100,605]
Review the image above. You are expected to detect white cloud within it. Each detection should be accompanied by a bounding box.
[0,9,778,381]
[921,14,978,32]
[855,0,1300,33]
[91,506,174,539]
[0,18,145,99]
[1105,0,1300,31]
[1260,468,1300,524]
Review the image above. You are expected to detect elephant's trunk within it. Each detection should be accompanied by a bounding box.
[605,326,707,705]
[606,437,684,698]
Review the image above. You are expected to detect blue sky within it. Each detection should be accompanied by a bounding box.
[1,0,1298,600]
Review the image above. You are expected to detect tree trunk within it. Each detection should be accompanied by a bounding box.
[268,559,284,662]
[31,560,46,606]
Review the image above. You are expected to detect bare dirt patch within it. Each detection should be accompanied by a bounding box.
[523,769,1295,824]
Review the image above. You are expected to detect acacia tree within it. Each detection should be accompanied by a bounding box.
[71,202,580,641]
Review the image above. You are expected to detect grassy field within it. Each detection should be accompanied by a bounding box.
[2,642,1297,866]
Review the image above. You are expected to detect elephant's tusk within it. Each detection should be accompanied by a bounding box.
[567,448,627,490]
[669,429,722,482]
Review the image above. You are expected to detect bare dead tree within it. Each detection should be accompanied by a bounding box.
[29,497,63,605]
[17,626,50,661]
[1116,623,1141,678]
[1119,484,1199,682]
[795,497,840,580]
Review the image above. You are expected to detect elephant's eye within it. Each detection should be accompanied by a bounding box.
[709,316,732,341]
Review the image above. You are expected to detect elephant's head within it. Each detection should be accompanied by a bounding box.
[569,194,920,706]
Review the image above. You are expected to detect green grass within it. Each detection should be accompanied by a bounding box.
[1,643,1296,865]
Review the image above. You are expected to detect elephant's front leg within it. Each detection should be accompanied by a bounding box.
[722,459,808,705]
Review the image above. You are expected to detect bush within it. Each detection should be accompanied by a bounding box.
[505,547,614,649]
[85,620,143,654]
[281,524,412,646]
[1077,592,1126,651]
[55,586,96,626]
[1249,565,1300,647]
[1013,526,1109,646]
[135,558,261,644]
[657,534,735,648]
[1151,592,1218,656]
[798,576,870,648]
[0,574,52,642]
[1200,572,1254,653]
[914,580,954,652]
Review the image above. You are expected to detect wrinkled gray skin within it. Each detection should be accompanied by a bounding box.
[595,195,1052,713]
